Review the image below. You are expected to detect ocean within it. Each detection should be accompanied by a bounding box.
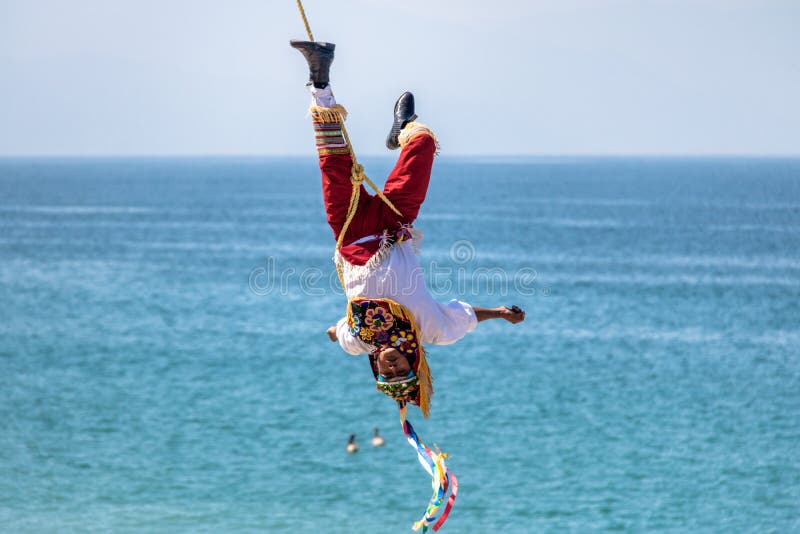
[1,156,798,533]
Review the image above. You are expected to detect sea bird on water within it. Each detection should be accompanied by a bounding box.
[372,427,386,447]
[346,433,359,454]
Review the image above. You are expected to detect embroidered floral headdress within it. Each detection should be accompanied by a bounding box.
[347,297,433,417]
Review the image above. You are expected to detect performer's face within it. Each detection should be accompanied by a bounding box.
[376,348,411,381]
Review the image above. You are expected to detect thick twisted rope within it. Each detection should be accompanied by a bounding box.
[295,0,314,42]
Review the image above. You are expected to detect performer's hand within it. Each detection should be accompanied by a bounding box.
[474,305,526,323]
[326,325,338,342]
[501,305,526,324]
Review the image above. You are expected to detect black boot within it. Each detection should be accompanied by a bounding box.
[289,40,335,89]
[386,92,417,150]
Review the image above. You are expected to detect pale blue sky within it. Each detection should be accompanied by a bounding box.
[1,0,798,156]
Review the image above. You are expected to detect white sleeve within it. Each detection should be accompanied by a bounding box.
[423,300,478,345]
[336,316,372,356]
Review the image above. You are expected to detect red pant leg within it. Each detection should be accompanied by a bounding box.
[320,152,360,239]
[321,153,390,265]
[312,109,377,242]
[320,153,390,245]
[379,132,437,228]
[315,112,437,265]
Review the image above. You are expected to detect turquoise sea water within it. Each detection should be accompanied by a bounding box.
[1,156,799,533]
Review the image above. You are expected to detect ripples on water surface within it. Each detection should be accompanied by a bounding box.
[1,156,799,533]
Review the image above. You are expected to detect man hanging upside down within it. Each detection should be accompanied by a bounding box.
[291,37,527,531]
[291,40,526,417]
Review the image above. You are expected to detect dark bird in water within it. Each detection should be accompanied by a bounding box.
[346,433,359,454]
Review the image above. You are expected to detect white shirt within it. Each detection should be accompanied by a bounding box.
[335,240,477,355]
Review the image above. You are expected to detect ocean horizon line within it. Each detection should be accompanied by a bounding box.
[1,152,800,161]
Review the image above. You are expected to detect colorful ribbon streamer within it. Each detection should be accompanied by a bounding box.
[399,403,458,532]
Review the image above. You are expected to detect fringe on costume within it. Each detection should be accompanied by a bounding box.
[309,104,348,123]
[333,243,392,288]
[409,226,424,255]
[399,121,440,156]
[333,227,424,287]
[310,105,350,156]
[414,346,432,418]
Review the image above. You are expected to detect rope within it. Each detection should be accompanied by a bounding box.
[295,0,314,41]
[295,0,404,286]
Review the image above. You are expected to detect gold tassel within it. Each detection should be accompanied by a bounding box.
[346,300,353,325]
[309,104,348,123]
[415,346,433,418]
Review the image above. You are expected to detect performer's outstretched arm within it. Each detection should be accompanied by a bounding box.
[473,305,526,324]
